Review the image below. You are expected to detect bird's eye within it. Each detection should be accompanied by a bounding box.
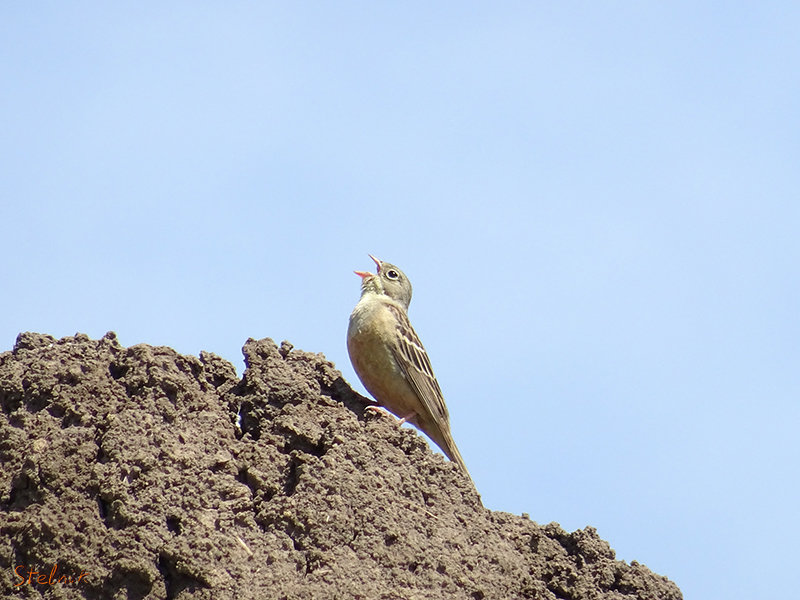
[386,269,399,280]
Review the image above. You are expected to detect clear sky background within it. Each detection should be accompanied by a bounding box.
[2,4,798,599]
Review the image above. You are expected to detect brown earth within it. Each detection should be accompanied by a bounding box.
[0,332,682,599]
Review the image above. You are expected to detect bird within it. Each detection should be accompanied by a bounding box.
[347,255,470,477]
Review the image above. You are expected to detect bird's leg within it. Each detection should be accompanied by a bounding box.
[397,412,417,425]
[363,406,417,426]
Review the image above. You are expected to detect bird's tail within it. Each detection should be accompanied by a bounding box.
[436,429,472,482]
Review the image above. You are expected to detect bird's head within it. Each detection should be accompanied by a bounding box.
[355,255,413,309]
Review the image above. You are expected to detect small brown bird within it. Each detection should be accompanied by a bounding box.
[347,255,469,476]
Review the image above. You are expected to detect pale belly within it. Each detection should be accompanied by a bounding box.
[347,302,420,419]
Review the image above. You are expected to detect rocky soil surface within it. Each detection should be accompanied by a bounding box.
[0,332,682,599]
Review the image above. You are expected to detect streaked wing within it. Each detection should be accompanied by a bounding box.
[386,304,450,424]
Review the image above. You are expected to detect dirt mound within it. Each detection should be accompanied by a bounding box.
[0,332,682,599]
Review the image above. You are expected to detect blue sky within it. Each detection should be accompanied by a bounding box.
[2,4,799,599]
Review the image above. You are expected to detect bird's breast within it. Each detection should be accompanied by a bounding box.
[347,298,417,416]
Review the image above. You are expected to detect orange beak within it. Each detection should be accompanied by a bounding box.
[355,254,382,279]
[367,254,382,272]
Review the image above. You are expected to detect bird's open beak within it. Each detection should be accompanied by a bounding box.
[368,254,382,273]
[355,255,382,279]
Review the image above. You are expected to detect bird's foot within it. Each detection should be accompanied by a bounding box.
[364,405,385,417]
[363,406,417,427]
